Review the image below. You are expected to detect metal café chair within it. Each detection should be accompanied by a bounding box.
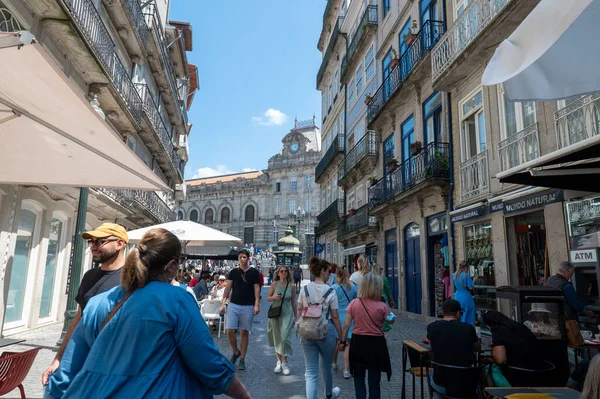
[0,347,42,399]
[427,361,485,399]
[402,340,432,399]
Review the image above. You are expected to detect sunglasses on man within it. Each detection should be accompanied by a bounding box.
[86,237,120,247]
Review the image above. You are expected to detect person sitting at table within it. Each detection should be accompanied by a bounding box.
[482,310,544,387]
[427,299,480,394]
[581,354,600,399]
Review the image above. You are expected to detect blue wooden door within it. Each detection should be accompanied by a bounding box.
[405,223,422,314]
[385,229,398,309]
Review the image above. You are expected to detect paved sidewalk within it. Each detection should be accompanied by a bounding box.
[6,282,431,398]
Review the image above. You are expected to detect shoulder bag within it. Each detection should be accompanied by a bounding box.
[268,282,289,319]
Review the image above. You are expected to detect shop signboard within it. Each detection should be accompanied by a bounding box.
[450,206,485,223]
[315,243,323,254]
[570,248,599,264]
[488,200,504,213]
[503,189,563,215]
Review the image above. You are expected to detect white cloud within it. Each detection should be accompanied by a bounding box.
[252,108,288,126]
[242,167,257,172]
[192,165,234,179]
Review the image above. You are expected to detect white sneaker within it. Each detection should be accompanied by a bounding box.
[332,363,338,370]
[274,361,282,374]
[330,387,341,398]
[282,362,290,375]
[343,370,351,379]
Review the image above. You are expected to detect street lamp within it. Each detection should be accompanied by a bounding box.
[292,206,308,262]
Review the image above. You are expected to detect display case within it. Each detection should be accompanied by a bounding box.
[496,286,569,384]
[464,223,496,318]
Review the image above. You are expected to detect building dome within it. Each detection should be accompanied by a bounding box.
[278,226,300,247]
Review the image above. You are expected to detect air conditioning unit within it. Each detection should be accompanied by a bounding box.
[174,183,187,201]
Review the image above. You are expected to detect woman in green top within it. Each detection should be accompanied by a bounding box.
[377,267,396,332]
[267,266,297,375]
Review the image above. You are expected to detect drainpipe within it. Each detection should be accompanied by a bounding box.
[446,92,456,282]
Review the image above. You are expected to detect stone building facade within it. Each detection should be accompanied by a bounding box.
[182,119,322,261]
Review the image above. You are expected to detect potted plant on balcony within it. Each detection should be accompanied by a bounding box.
[368,175,378,187]
[389,48,400,69]
[402,20,419,46]
[365,94,373,105]
[425,149,450,177]
[348,208,357,216]
[410,141,423,156]
[385,157,399,174]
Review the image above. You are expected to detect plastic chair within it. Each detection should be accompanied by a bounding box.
[200,299,224,338]
[428,360,484,399]
[0,347,42,399]
[402,340,432,399]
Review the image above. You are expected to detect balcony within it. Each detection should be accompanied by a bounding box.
[337,204,378,241]
[498,123,540,172]
[555,93,600,150]
[338,131,379,188]
[318,0,342,52]
[102,0,149,58]
[316,16,344,90]
[369,143,450,212]
[144,2,188,130]
[431,0,538,91]
[340,4,377,84]
[368,20,444,126]
[459,150,489,202]
[64,0,143,125]
[135,83,182,180]
[315,134,345,184]
[97,188,175,223]
[317,199,345,234]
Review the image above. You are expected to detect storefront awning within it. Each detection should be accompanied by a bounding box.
[340,245,365,256]
[496,133,600,192]
[0,32,169,191]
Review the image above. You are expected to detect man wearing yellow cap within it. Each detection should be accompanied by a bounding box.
[42,222,128,386]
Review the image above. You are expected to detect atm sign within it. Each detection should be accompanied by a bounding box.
[570,250,598,263]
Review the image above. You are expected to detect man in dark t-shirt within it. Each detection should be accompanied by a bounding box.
[427,299,480,392]
[219,249,260,371]
[42,223,128,386]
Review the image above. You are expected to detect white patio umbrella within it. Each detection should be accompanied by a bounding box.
[126,220,242,249]
[482,0,600,101]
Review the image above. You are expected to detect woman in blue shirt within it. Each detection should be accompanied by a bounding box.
[331,267,358,379]
[452,261,476,325]
[45,228,251,399]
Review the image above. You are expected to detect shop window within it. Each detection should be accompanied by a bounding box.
[566,196,600,249]
[205,209,214,224]
[221,207,230,224]
[460,89,486,161]
[464,222,496,322]
[40,218,63,319]
[509,211,546,286]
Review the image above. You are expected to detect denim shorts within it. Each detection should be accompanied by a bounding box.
[226,303,254,331]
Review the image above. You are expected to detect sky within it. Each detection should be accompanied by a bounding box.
[169,0,325,180]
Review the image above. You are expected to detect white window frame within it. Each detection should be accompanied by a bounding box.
[459,87,486,161]
[289,177,297,191]
[497,84,536,140]
[455,0,469,19]
[347,191,356,210]
[305,175,312,190]
[274,200,280,216]
[288,199,297,214]
[356,184,365,208]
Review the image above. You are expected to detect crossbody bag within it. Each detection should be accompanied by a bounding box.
[99,291,133,333]
[268,282,289,319]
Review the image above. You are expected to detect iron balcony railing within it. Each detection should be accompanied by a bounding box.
[431,0,512,82]
[459,150,489,202]
[145,2,188,127]
[317,199,345,230]
[64,0,143,125]
[97,188,176,223]
[368,20,444,124]
[368,142,450,210]
[338,204,377,239]
[122,0,149,52]
[316,17,344,89]
[555,93,600,149]
[339,131,379,183]
[340,4,377,82]
[315,134,345,182]
[498,123,540,172]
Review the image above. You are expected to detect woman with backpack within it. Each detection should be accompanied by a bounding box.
[331,267,358,378]
[297,257,344,399]
[339,273,393,399]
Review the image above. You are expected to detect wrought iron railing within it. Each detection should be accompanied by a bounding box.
[339,131,379,182]
[315,134,345,181]
[555,93,600,149]
[338,204,377,239]
[97,188,175,223]
[498,123,540,172]
[317,199,344,230]
[367,20,444,124]
[316,16,344,89]
[0,1,24,32]
[368,142,450,210]
[459,150,489,202]
[431,0,512,82]
[340,4,377,82]
[64,0,143,125]
[122,0,149,51]
[144,1,188,127]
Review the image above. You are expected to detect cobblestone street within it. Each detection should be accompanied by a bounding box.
[5,283,430,398]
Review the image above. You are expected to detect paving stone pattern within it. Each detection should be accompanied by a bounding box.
[6,283,430,398]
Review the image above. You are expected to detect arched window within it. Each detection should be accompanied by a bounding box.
[177,211,183,220]
[221,207,230,224]
[245,205,255,222]
[190,209,199,223]
[205,209,214,224]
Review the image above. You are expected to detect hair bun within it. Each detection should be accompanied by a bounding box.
[137,244,147,254]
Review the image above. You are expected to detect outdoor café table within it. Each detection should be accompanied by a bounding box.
[568,342,599,368]
[486,387,580,399]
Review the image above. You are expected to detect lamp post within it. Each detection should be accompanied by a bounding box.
[293,206,307,262]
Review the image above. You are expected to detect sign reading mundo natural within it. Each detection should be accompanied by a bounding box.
[504,189,563,214]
